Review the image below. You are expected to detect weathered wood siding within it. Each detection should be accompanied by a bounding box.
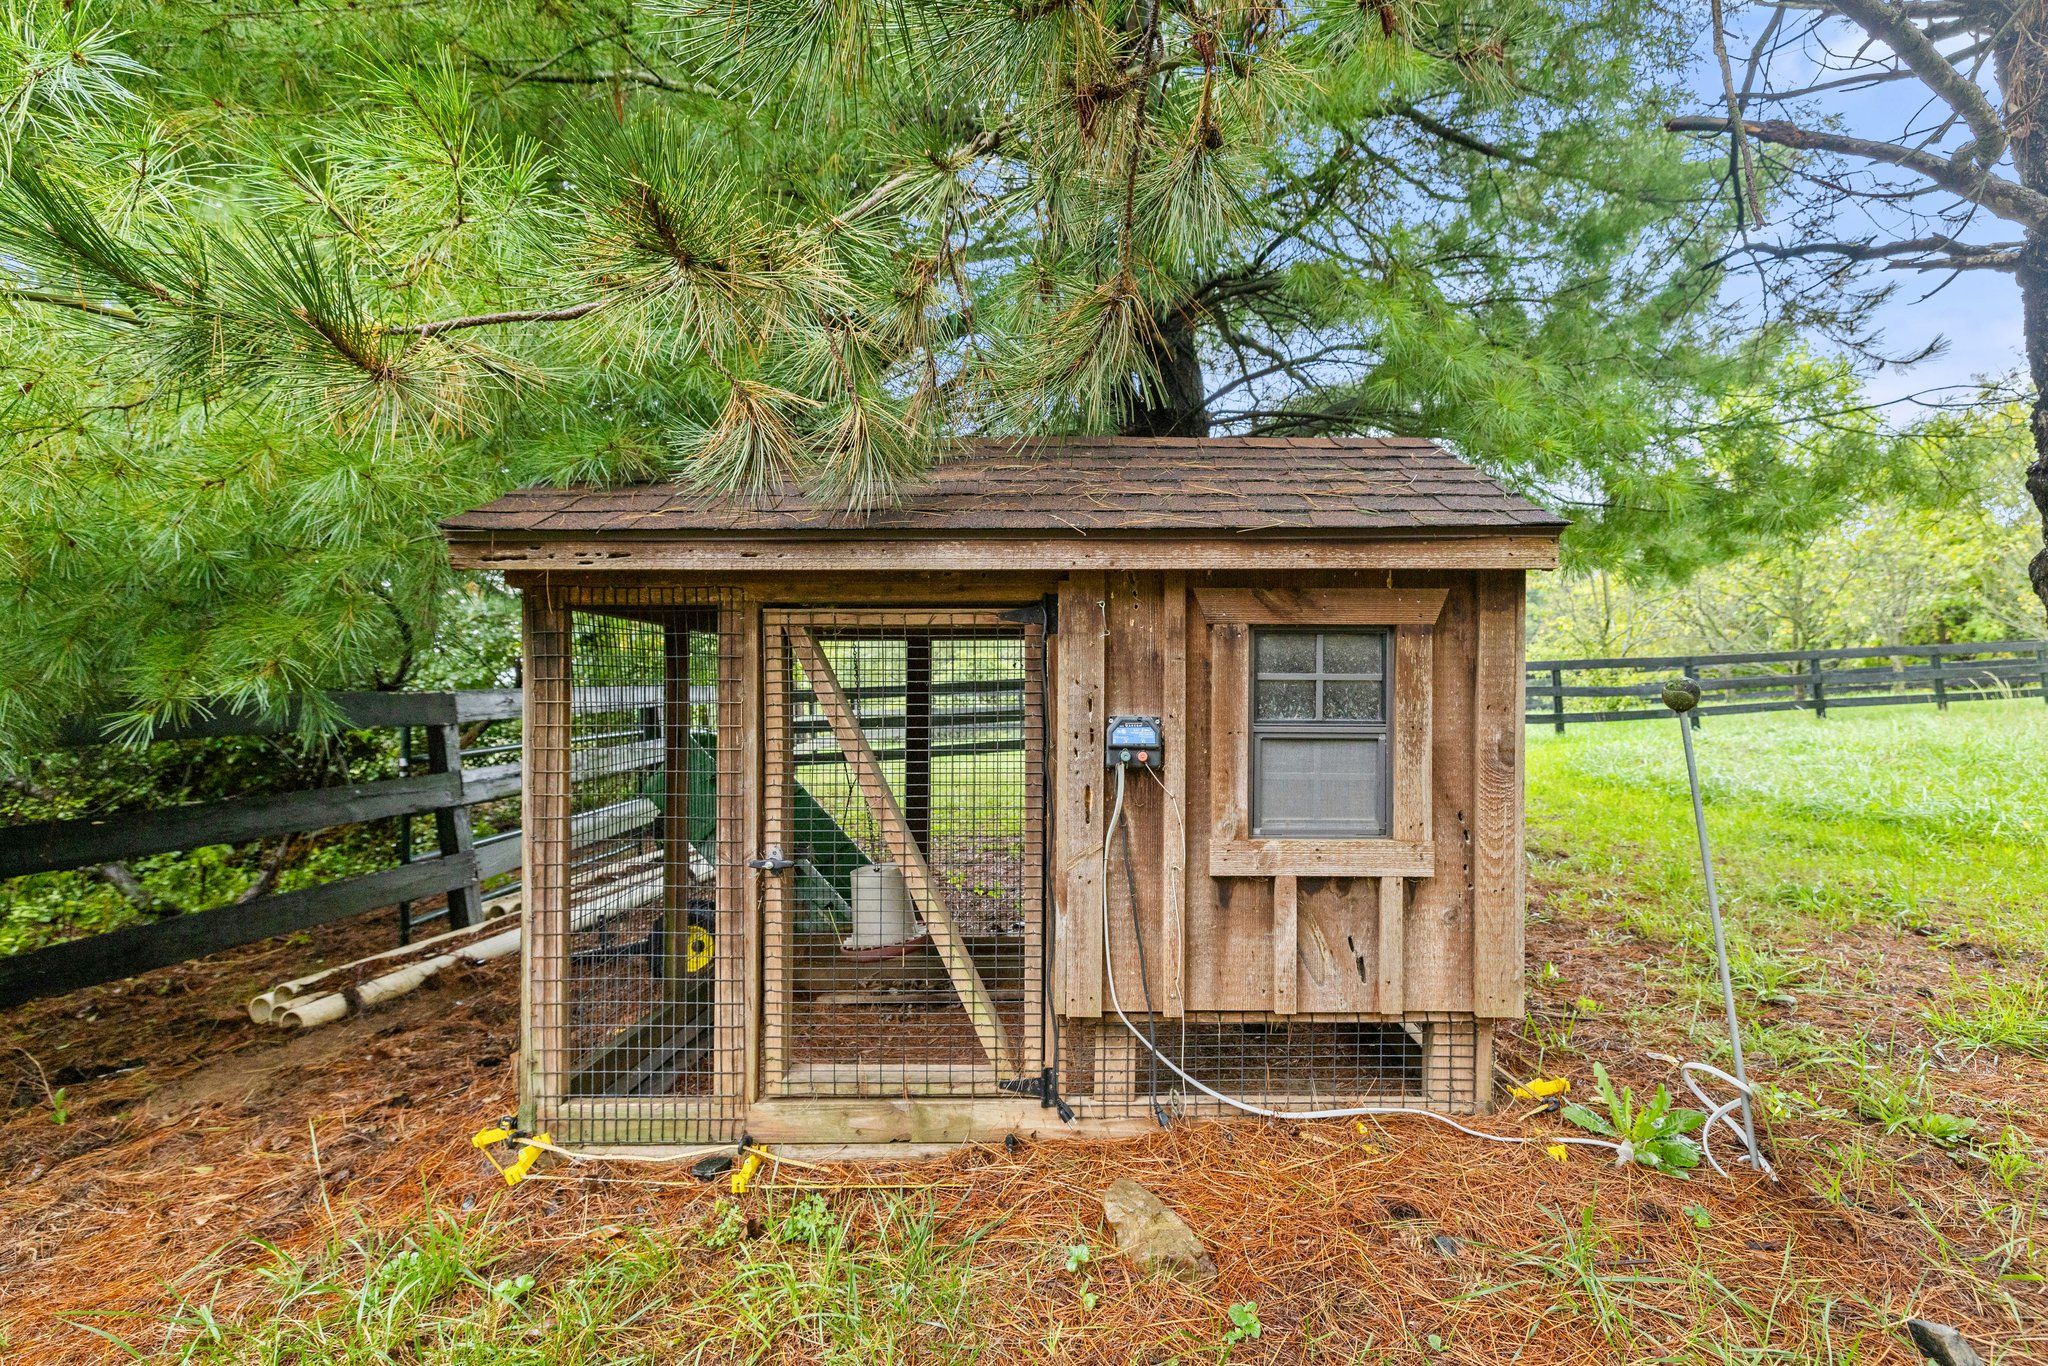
[1056,568,1526,1023]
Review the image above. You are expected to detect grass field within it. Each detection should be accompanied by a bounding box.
[2,702,2043,1363]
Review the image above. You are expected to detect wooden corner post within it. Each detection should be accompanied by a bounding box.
[519,591,573,1128]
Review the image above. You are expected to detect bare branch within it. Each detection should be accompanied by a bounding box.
[1830,0,2008,165]
[1667,115,2048,228]
[1711,0,1768,224]
[1720,234,2022,269]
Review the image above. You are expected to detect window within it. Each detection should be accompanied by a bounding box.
[1250,629,1390,838]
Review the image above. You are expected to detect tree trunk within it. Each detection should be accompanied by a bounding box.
[2025,236,2048,621]
[1116,304,1209,437]
[2001,6,2048,621]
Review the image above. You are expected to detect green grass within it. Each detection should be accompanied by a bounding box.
[1534,701,2048,843]
[113,1195,984,1365]
[1528,700,2048,954]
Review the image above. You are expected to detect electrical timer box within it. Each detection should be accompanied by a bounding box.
[1104,715,1164,769]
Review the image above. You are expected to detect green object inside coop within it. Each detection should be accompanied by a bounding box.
[644,731,867,932]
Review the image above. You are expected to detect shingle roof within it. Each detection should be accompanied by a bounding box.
[441,436,1567,538]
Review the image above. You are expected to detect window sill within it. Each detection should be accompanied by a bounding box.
[1209,838,1434,878]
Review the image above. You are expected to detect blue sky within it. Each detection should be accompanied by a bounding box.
[1688,10,2029,411]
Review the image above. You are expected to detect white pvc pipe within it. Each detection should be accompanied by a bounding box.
[266,866,671,1030]
[276,926,523,1029]
[247,906,521,1023]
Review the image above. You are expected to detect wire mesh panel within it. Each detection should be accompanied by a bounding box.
[762,610,1046,1099]
[1061,1013,1480,1117]
[524,587,746,1145]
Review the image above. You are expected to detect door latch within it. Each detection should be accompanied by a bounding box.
[747,846,798,873]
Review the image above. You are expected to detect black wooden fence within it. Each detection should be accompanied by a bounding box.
[1527,638,2048,730]
[0,692,523,1008]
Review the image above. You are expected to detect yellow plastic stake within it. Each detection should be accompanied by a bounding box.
[1509,1076,1571,1102]
[502,1132,552,1186]
[730,1151,764,1194]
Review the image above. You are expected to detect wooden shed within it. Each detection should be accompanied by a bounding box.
[442,436,1564,1148]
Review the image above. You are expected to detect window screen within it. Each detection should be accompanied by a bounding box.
[1250,629,1390,838]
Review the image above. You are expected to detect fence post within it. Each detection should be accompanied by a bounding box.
[2037,644,2047,705]
[396,724,416,944]
[1930,647,1948,711]
[1682,659,1701,729]
[1550,666,1566,733]
[426,722,483,928]
[1808,655,1827,719]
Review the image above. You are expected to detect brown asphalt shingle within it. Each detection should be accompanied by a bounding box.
[440,436,1567,537]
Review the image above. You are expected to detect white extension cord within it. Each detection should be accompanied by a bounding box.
[1094,764,1773,1178]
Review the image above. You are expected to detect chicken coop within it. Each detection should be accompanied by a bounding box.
[442,437,1564,1149]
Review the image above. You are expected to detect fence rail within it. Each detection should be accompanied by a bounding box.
[0,691,523,1009]
[9,635,2045,1007]
[1527,638,2048,729]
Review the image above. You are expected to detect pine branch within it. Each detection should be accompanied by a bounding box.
[383,301,605,338]
[830,126,1007,230]
[3,287,142,323]
[1666,116,2048,228]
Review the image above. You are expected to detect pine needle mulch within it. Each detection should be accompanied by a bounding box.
[0,910,2039,1363]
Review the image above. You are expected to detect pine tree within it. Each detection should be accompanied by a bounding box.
[0,0,1884,745]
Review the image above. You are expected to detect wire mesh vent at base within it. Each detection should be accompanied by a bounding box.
[1061,1014,1480,1117]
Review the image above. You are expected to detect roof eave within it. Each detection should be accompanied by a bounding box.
[444,526,1564,574]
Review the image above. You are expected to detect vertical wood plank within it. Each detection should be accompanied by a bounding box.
[1056,574,1107,1018]
[1159,572,1188,1017]
[1376,874,1405,1015]
[1184,596,1272,1013]
[519,591,572,1127]
[1272,874,1298,1015]
[1207,623,1251,848]
[1407,572,1475,1013]
[786,625,1013,1073]
[1392,626,1434,847]
[1102,574,1166,1020]
[1472,570,1526,1018]
[424,723,482,929]
[723,596,761,1110]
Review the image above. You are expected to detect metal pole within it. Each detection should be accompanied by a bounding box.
[1663,679,1760,1166]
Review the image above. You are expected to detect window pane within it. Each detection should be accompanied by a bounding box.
[1322,631,1383,676]
[1255,736,1383,836]
[1255,633,1316,675]
[1254,679,1315,720]
[1324,679,1384,720]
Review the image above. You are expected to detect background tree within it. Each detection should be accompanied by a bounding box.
[1,0,1888,745]
[1531,402,2042,654]
[1666,0,2048,616]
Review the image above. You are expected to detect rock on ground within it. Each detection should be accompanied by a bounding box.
[1100,1177,1217,1286]
[1905,1319,1984,1366]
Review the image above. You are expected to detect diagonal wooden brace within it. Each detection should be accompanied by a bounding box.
[784,625,1013,1076]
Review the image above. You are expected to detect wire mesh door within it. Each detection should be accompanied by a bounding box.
[762,609,1047,1099]
[525,589,746,1146]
